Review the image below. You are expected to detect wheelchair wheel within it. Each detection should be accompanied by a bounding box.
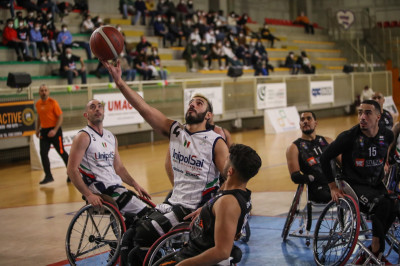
[143,227,190,266]
[385,218,400,254]
[66,202,126,266]
[313,195,360,266]
[281,184,304,241]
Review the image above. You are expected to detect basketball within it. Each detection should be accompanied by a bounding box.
[90,26,124,61]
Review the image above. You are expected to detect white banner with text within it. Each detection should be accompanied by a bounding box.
[183,87,223,115]
[256,83,287,110]
[264,106,300,134]
[310,81,334,104]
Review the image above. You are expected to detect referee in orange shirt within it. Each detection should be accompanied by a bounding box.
[35,84,69,184]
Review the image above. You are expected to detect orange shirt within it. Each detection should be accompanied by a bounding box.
[36,97,62,128]
[295,15,310,24]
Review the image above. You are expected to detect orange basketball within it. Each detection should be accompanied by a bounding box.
[90,26,124,61]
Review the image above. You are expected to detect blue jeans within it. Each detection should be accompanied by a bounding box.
[62,69,87,85]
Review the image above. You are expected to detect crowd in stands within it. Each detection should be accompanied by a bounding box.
[0,0,320,86]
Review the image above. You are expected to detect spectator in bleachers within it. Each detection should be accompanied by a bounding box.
[235,43,251,67]
[167,15,183,46]
[73,0,89,15]
[80,14,95,33]
[182,38,204,72]
[360,85,374,102]
[133,49,153,80]
[136,35,152,53]
[14,11,26,29]
[222,40,237,66]
[189,27,201,43]
[30,21,52,62]
[37,0,60,19]
[145,0,156,25]
[186,0,195,19]
[154,14,172,48]
[210,41,226,70]
[117,52,136,82]
[41,23,57,59]
[176,0,188,23]
[148,46,168,82]
[217,10,227,25]
[294,11,314,35]
[133,0,147,26]
[182,17,193,42]
[59,47,87,85]
[44,11,56,31]
[35,12,46,27]
[260,23,280,48]
[164,0,176,20]
[252,49,267,76]
[3,19,27,61]
[91,16,104,29]
[25,10,36,29]
[284,51,301,74]
[197,38,210,70]
[215,28,225,42]
[17,0,43,14]
[156,0,168,16]
[205,28,216,47]
[227,11,238,35]
[237,31,246,46]
[120,0,134,19]
[195,16,208,37]
[16,21,35,60]
[237,13,251,36]
[0,0,14,18]
[56,24,92,59]
[297,51,315,74]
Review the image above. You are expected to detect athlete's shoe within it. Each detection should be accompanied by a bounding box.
[39,176,54,185]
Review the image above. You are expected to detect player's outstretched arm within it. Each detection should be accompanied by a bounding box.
[101,59,173,137]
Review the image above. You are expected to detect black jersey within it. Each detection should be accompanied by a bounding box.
[176,189,251,260]
[321,125,394,186]
[379,109,393,130]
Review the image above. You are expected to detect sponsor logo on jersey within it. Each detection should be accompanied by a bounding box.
[365,158,384,167]
[172,166,183,173]
[318,138,326,146]
[172,149,204,168]
[307,157,317,166]
[185,170,200,178]
[301,142,308,150]
[94,151,114,161]
[358,136,364,148]
[184,139,191,148]
[355,158,365,167]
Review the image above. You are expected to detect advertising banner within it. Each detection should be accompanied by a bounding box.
[94,92,144,127]
[256,83,287,110]
[264,106,300,134]
[0,100,35,138]
[310,81,334,104]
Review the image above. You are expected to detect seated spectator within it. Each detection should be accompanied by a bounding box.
[176,0,188,23]
[235,43,251,67]
[56,24,92,59]
[168,16,184,46]
[297,51,315,74]
[73,0,89,15]
[222,40,237,66]
[25,10,36,29]
[197,38,211,70]
[119,52,137,81]
[37,0,60,19]
[260,23,280,48]
[189,27,201,43]
[284,51,301,74]
[186,0,195,19]
[205,28,216,47]
[16,21,35,60]
[133,0,147,26]
[182,18,194,42]
[136,35,152,54]
[3,19,27,61]
[237,13,251,36]
[80,14,95,33]
[294,11,314,35]
[360,85,374,102]
[164,0,176,20]
[154,14,173,48]
[59,48,87,85]
[215,28,225,42]
[156,0,168,17]
[16,0,43,14]
[14,11,26,29]
[226,11,238,35]
[134,49,153,80]
[182,39,205,72]
[148,47,168,82]
[120,0,135,20]
[30,22,52,62]
[41,23,58,59]
[145,0,157,25]
[252,50,267,76]
[210,41,227,70]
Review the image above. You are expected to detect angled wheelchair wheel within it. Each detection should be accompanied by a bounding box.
[313,195,360,266]
[143,227,190,266]
[65,202,126,266]
[385,217,400,254]
[282,184,304,241]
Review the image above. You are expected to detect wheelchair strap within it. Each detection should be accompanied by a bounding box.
[115,190,135,210]
[171,204,192,221]
[148,210,173,234]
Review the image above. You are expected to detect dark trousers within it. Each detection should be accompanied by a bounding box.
[39,127,69,177]
[61,69,87,84]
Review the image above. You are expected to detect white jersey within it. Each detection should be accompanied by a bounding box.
[168,121,222,210]
[78,125,122,191]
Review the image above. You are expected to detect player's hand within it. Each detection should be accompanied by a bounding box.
[47,129,56,137]
[184,207,202,228]
[330,186,344,203]
[133,183,151,200]
[101,59,122,83]
[86,194,102,207]
[384,161,389,175]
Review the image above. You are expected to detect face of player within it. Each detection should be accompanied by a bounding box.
[358,103,380,132]
[38,85,49,100]
[300,112,316,135]
[85,100,105,124]
[185,97,210,125]
[372,93,384,110]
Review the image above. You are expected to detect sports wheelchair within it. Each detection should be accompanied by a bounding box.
[65,193,156,266]
[312,178,400,265]
[281,184,328,246]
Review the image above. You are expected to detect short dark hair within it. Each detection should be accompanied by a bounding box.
[300,111,316,120]
[361,100,381,114]
[192,94,213,113]
[229,144,262,182]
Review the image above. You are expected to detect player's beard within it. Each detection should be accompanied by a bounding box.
[302,128,315,135]
[185,109,207,124]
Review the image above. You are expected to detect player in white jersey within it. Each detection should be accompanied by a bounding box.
[101,59,229,265]
[67,100,151,217]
